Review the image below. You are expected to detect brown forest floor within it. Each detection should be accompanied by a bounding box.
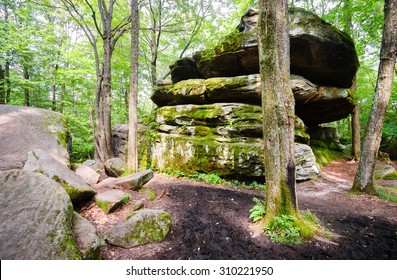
[79,159,397,260]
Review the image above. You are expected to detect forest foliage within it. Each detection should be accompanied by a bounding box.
[0,0,395,162]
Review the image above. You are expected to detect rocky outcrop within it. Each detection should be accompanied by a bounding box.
[307,126,346,151]
[0,170,81,259]
[23,149,96,206]
[72,212,101,260]
[151,74,355,125]
[104,209,172,248]
[0,105,70,171]
[185,8,359,89]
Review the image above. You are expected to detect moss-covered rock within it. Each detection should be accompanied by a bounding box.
[189,8,358,89]
[0,170,81,259]
[95,190,130,214]
[23,149,96,207]
[72,212,101,260]
[152,74,355,125]
[0,105,70,170]
[104,209,172,248]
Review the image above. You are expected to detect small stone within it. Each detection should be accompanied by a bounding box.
[95,189,130,214]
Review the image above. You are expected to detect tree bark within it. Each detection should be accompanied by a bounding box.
[127,0,139,172]
[351,105,361,159]
[352,0,397,194]
[23,65,30,107]
[0,65,5,104]
[258,0,297,223]
[5,61,10,103]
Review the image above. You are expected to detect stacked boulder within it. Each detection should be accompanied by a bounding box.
[149,8,359,180]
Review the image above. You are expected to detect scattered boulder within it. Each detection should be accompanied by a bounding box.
[191,8,359,88]
[0,170,81,259]
[130,199,145,212]
[374,164,397,180]
[95,189,130,214]
[75,164,100,185]
[295,143,321,181]
[104,158,127,177]
[23,149,96,206]
[115,170,154,190]
[93,177,118,189]
[104,209,172,248]
[0,105,70,171]
[72,212,101,260]
[82,159,102,173]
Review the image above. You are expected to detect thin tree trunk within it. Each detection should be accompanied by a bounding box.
[258,0,297,224]
[51,65,58,111]
[127,0,139,172]
[352,0,397,194]
[351,105,361,159]
[23,65,30,107]
[0,65,5,104]
[5,61,10,103]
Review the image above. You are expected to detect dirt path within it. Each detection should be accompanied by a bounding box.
[79,159,397,260]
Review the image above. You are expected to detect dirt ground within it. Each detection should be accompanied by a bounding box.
[79,159,397,260]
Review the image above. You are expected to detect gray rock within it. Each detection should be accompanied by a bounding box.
[308,126,346,151]
[23,149,96,206]
[104,158,126,177]
[295,143,321,181]
[104,209,172,248]
[95,189,130,214]
[191,8,358,89]
[0,105,70,171]
[374,164,396,180]
[72,212,101,260]
[152,75,355,125]
[130,199,145,212]
[115,170,154,190]
[0,170,81,259]
[112,124,148,162]
[169,57,201,83]
[151,132,319,181]
[75,164,100,185]
[82,159,101,173]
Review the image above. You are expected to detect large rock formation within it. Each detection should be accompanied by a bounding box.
[117,8,359,181]
[173,8,359,89]
[0,105,70,170]
[0,170,81,259]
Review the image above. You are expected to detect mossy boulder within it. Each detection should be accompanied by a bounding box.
[104,209,171,248]
[152,74,355,125]
[0,170,81,259]
[104,158,127,177]
[189,8,358,88]
[72,212,101,260]
[374,164,397,180]
[95,189,130,214]
[114,170,154,190]
[23,149,96,206]
[0,105,70,170]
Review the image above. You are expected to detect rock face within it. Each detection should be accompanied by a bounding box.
[0,105,70,171]
[188,8,359,89]
[72,212,101,260]
[104,209,172,248]
[0,170,80,259]
[23,149,96,206]
[151,74,355,125]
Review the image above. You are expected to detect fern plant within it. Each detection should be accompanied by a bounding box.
[264,214,302,244]
[249,197,266,223]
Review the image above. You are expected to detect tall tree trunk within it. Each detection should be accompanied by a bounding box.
[5,61,10,103]
[342,0,361,160]
[127,0,139,172]
[0,65,5,104]
[351,105,361,159]
[23,65,30,107]
[258,0,297,224]
[352,0,397,194]
[51,65,58,111]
